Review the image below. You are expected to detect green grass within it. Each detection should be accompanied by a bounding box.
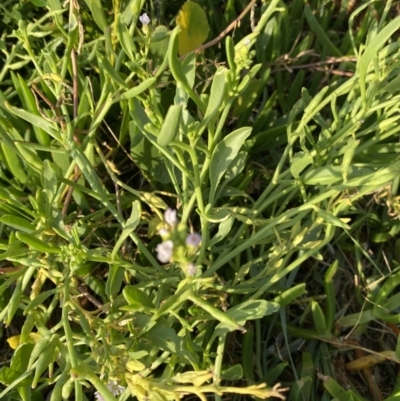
[1,0,400,400]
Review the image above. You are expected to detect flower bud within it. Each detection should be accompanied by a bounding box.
[186,263,197,277]
[164,208,178,227]
[158,227,169,240]
[185,233,202,248]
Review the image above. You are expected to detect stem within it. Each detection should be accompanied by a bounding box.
[175,148,189,206]
[62,267,83,400]
[187,147,204,214]
[0,44,18,83]
[214,333,227,401]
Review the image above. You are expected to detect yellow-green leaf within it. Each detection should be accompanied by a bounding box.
[176,1,210,56]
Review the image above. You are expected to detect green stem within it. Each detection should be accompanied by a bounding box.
[214,333,227,401]
[62,268,82,400]
[175,148,189,206]
[0,44,18,83]
[187,147,204,214]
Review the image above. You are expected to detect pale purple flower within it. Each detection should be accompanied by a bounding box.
[186,233,202,247]
[139,13,150,26]
[186,263,197,277]
[94,380,125,401]
[164,208,178,227]
[156,240,174,263]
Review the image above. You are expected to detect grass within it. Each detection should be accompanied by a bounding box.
[1,0,400,400]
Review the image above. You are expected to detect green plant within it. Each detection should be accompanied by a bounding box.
[2,0,400,400]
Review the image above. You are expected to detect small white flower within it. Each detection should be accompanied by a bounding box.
[107,380,125,396]
[156,240,174,263]
[139,13,150,25]
[185,233,202,247]
[164,208,178,227]
[94,380,125,401]
[186,263,197,277]
[94,392,105,401]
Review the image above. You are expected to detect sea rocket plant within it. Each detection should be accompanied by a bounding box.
[155,208,201,276]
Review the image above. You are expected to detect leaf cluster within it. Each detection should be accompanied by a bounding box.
[1,1,400,401]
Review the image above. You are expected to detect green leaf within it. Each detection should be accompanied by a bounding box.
[51,370,71,401]
[208,216,234,246]
[0,215,35,233]
[83,0,108,32]
[47,0,63,25]
[6,279,23,327]
[105,265,124,299]
[224,151,247,183]
[209,127,252,204]
[242,326,254,383]
[129,118,171,184]
[290,151,313,179]
[32,335,58,388]
[202,67,227,126]
[111,201,141,259]
[15,232,61,254]
[311,300,328,336]
[5,102,59,140]
[324,261,339,332]
[225,299,280,325]
[149,26,170,64]
[14,141,43,173]
[113,77,157,103]
[100,55,129,89]
[157,104,182,146]
[304,5,342,58]
[69,364,116,401]
[16,73,50,145]
[341,137,359,183]
[20,313,37,343]
[316,208,350,230]
[10,343,34,374]
[273,284,307,306]
[27,332,51,370]
[221,364,243,381]
[43,160,57,201]
[188,294,244,332]
[24,289,57,315]
[168,26,205,112]
[225,35,236,72]
[359,15,400,108]
[0,367,32,387]
[117,14,135,61]
[0,241,29,262]
[0,142,28,184]
[322,376,353,401]
[122,287,155,312]
[142,319,198,365]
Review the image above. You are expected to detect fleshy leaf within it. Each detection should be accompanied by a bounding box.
[176,1,210,56]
